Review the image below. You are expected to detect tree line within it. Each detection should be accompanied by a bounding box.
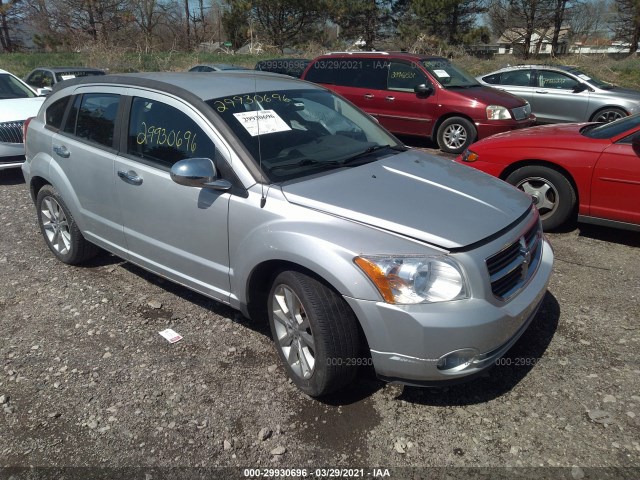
[0,0,638,56]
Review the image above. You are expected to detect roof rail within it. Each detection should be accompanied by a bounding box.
[326,51,389,55]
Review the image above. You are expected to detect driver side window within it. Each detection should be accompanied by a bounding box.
[387,62,426,92]
[127,97,215,169]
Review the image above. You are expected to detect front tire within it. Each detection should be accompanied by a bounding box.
[436,117,476,154]
[505,166,576,231]
[268,270,360,397]
[591,107,626,123]
[36,185,99,264]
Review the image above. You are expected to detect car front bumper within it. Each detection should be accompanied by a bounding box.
[0,143,26,171]
[344,237,553,385]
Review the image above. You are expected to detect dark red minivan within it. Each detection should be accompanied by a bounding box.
[302,52,535,153]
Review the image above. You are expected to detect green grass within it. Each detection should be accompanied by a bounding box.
[1,51,638,89]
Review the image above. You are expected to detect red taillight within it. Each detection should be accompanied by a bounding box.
[23,116,34,145]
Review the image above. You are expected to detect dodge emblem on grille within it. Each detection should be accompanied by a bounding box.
[519,237,532,279]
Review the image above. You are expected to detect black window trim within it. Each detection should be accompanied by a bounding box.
[44,95,73,133]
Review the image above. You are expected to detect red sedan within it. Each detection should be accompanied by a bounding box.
[456,114,640,231]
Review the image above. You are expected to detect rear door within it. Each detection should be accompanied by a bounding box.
[304,58,387,121]
[113,90,232,302]
[51,87,127,255]
[482,68,535,106]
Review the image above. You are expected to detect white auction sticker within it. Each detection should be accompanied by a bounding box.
[577,74,591,81]
[60,74,76,80]
[233,110,291,136]
[159,328,183,343]
[433,69,450,78]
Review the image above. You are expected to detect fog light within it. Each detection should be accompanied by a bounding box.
[437,348,478,372]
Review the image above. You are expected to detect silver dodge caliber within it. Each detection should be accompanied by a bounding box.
[22,72,554,397]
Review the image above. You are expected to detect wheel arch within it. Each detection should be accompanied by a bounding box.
[29,176,50,203]
[589,105,629,122]
[243,259,371,354]
[432,113,477,142]
[498,159,581,210]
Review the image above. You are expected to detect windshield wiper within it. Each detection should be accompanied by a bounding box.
[269,158,342,172]
[342,144,405,165]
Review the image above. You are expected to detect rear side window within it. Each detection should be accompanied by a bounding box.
[305,58,386,89]
[75,93,120,147]
[127,97,215,168]
[483,70,532,87]
[45,97,70,130]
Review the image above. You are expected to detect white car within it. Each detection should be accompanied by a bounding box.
[0,69,46,170]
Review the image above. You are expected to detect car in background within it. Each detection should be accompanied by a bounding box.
[478,65,640,124]
[302,52,535,154]
[457,114,640,231]
[188,63,250,72]
[22,71,552,396]
[24,67,106,91]
[254,58,310,78]
[0,69,46,170]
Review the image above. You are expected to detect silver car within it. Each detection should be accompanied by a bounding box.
[22,72,553,397]
[478,65,640,124]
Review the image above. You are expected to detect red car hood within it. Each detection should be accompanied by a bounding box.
[473,122,593,146]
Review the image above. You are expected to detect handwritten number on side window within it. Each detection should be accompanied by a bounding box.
[136,122,197,152]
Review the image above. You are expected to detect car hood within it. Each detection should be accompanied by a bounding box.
[598,86,640,101]
[471,122,589,146]
[456,85,527,108]
[280,150,532,249]
[0,97,45,123]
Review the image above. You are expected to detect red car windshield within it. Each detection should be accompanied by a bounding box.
[582,113,640,139]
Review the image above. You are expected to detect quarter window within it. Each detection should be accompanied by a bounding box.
[75,93,120,147]
[127,97,215,168]
[45,97,70,130]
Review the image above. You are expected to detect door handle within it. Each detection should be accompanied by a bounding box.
[117,170,143,185]
[53,145,70,158]
[535,90,548,94]
[364,94,374,99]
[385,96,395,102]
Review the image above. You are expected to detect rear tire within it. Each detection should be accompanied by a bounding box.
[36,185,99,264]
[505,166,576,231]
[268,270,360,397]
[436,117,476,154]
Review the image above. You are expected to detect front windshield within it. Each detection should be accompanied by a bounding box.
[206,89,402,182]
[566,68,612,90]
[0,73,36,99]
[582,113,640,139]
[421,59,480,88]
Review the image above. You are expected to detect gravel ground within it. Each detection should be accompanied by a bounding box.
[1,153,639,480]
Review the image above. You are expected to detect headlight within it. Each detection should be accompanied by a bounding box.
[486,105,512,120]
[354,255,469,304]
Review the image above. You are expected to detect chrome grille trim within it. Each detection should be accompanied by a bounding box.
[486,220,542,301]
[511,104,531,120]
[0,121,25,144]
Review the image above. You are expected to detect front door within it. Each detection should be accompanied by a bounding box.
[114,92,232,302]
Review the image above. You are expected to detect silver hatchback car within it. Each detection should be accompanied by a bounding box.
[478,65,640,124]
[22,72,553,397]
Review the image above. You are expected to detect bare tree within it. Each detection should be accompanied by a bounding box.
[486,0,556,58]
[613,0,640,54]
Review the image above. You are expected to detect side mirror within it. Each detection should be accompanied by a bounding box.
[632,133,640,157]
[170,157,231,191]
[36,87,52,96]
[572,83,588,94]
[414,84,433,97]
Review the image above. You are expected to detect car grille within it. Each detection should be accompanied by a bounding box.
[0,121,25,144]
[486,220,542,301]
[511,104,531,120]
